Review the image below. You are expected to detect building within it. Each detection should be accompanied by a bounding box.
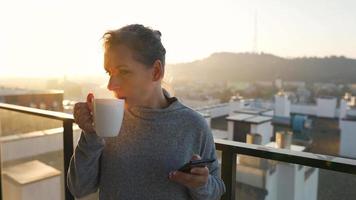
[316,96,337,118]
[226,113,273,145]
[274,91,291,117]
[339,94,356,158]
[236,132,318,200]
[0,87,64,111]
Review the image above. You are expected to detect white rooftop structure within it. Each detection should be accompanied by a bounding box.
[316,96,337,118]
[226,113,255,121]
[227,113,273,145]
[3,160,61,200]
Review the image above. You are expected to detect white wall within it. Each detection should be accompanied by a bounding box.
[265,168,278,200]
[275,95,291,117]
[275,164,309,200]
[303,168,319,200]
[0,127,82,162]
[339,99,348,119]
[276,163,296,200]
[251,122,273,145]
[291,104,317,116]
[316,98,337,118]
[227,121,234,140]
[339,120,356,158]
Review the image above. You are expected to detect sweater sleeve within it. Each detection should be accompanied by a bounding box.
[188,122,226,200]
[66,130,105,198]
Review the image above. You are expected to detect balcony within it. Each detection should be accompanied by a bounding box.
[1,102,356,200]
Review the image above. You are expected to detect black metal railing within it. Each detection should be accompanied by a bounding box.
[215,139,356,200]
[0,103,75,200]
[1,102,356,200]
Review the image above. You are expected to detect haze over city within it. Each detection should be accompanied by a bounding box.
[1,0,356,78]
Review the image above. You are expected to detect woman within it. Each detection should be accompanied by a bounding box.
[67,24,226,200]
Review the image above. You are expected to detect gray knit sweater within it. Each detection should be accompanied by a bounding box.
[67,88,226,199]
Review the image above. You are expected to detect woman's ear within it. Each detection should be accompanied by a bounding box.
[152,59,164,81]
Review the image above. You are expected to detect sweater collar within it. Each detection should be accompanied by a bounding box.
[126,88,185,121]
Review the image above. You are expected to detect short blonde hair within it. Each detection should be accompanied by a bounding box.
[102,24,166,68]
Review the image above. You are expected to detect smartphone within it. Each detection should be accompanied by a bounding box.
[178,158,216,173]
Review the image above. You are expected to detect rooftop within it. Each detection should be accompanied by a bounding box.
[226,113,272,124]
[243,116,272,124]
[226,113,255,121]
[233,107,272,115]
[0,87,63,96]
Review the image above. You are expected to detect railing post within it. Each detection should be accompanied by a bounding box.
[63,119,74,200]
[221,150,237,200]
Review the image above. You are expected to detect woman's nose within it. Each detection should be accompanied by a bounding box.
[107,76,120,91]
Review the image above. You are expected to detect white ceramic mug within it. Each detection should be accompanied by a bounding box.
[93,98,125,137]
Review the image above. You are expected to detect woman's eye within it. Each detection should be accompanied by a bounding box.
[117,70,130,76]
[106,70,129,77]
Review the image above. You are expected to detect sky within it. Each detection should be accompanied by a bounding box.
[1,0,355,77]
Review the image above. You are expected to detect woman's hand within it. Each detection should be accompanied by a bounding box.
[73,93,96,133]
[168,154,209,189]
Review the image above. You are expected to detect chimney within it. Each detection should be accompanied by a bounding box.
[274,91,290,117]
[339,98,348,120]
[275,131,292,149]
[246,133,262,145]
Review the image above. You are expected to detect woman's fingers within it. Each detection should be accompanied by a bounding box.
[169,170,207,188]
[87,93,94,113]
[73,102,94,133]
[191,154,201,161]
[169,154,209,188]
[74,103,91,116]
[188,154,207,175]
[190,166,209,176]
[169,170,194,184]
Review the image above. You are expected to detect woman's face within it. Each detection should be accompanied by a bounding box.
[104,44,156,106]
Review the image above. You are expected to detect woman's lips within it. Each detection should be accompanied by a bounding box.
[114,93,126,100]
